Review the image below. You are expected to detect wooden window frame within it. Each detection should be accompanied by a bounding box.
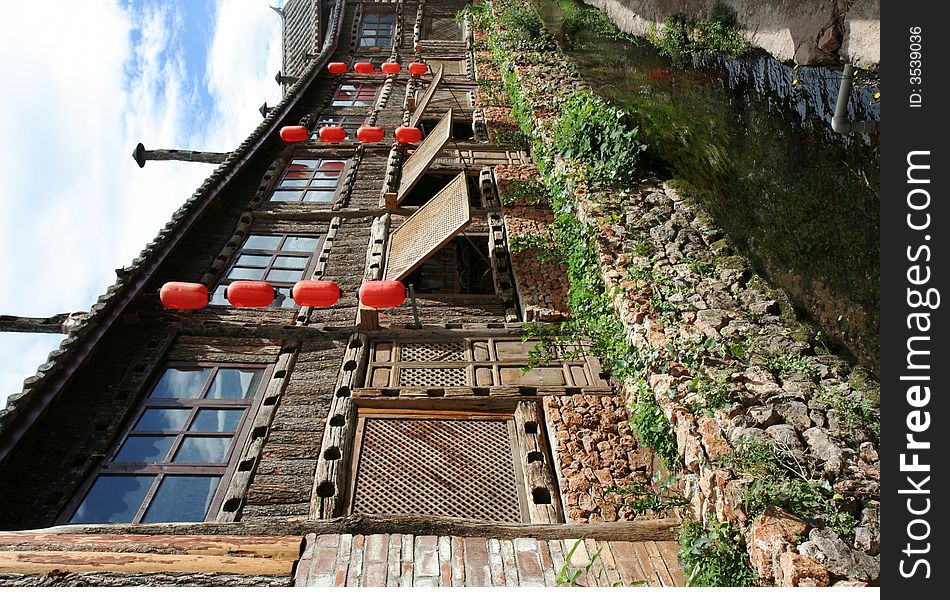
[312,116,366,141]
[357,10,396,48]
[60,362,274,525]
[331,83,381,108]
[270,157,351,204]
[211,232,326,308]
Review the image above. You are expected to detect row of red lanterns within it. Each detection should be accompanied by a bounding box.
[279,125,422,144]
[159,280,407,310]
[327,61,428,76]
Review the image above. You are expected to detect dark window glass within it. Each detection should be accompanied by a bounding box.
[271,158,347,203]
[150,368,211,399]
[173,437,231,463]
[190,409,244,432]
[114,435,176,463]
[134,408,191,432]
[141,476,220,523]
[70,476,153,524]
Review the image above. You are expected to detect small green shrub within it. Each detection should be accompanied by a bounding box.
[554,91,646,185]
[647,12,750,62]
[610,473,688,514]
[814,387,880,442]
[629,380,679,470]
[765,352,818,377]
[498,3,548,51]
[678,520,757,587]
[744,478,858,540]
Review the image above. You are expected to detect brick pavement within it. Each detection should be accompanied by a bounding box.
[295,533,684,587]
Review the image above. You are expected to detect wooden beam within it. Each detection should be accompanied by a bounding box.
[0,551,291,576]
[9,514,681,542]
[0,533,299,559]
[0,314,71,334]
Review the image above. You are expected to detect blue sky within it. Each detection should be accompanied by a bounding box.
[0,0,284,407]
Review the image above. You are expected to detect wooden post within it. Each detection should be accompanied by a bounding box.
[133,143,229,168]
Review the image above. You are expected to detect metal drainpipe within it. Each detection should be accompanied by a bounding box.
[832,63,879,135]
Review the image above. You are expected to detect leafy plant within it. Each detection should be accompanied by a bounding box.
[554,91,646,185]
[629,380,679,470]
[556,540,603,586]
[764,352,818,377]
[497,2,548,51]
[678,520,757,586]
[647,12,750,62]
[610,473,688,514]
[814,386,880,442]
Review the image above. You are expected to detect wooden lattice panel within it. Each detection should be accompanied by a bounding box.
[396,108,454,204]
[400,342,464,362]
[398,367,467,387]
[350,418,524,522]
[384,171,471,281]
[409,65,445,128]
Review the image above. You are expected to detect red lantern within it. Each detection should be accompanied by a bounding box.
[394,126,422,144]
[319,126,347,143]
[291,281,342,307]
[381,62,401,75]
[359,280,406,308]
[280,126,309,143]
[327,62,347,75]
[407,62,428,76]
[159,282,209,309]
[357,126,385,143]
[354,61,374,74]
[225,281,275,307]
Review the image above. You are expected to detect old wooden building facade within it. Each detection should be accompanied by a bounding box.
[0,0,681,586]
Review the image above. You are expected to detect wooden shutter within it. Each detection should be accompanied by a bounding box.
[423,16,463,40]
[396,108,454,205]
[384,171,471,281]
[409,65,445,128]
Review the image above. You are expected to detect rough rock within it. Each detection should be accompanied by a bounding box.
[778,552,830,587]
[802,427,848,477]
[776,400,812,432]
[798,528,880,583]
[748,507,809,582]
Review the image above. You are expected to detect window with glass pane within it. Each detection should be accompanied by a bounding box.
[358,11,395,47]
[68,363,269,524]
[210,233,324,308]
[331,83,379,107]
[271,158,347,203]
[312,115,364,141]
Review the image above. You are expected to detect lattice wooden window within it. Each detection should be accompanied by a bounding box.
[428,86,474,109]
[425,59,466,76]
[211,234,324,308]
[358,11,395,47]
[395,109,455,204]
[409,65,444,128]
[422,16,463,40]
[312,115,365,141]
[65,363,271,524]
[349,415,526,522]
[363,338,609,390]
[331,83,380,107]
[270,158,347,203]
[385,171,470,281]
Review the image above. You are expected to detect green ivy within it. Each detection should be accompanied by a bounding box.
[553,91,646,185]
[678,520,758,587]
[629,380,679,470]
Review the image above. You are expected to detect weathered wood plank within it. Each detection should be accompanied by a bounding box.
[0,551,293,576]
[10,514,680,542]
[654,540,686,586]
[0,533,299,559]
[646,540,676,586]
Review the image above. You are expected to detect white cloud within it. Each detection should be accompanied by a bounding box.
[0,1,283,407]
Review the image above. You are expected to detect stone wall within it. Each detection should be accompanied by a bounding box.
[480,0,880,585]
[583,0,880,69]
[544,394,659,523]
